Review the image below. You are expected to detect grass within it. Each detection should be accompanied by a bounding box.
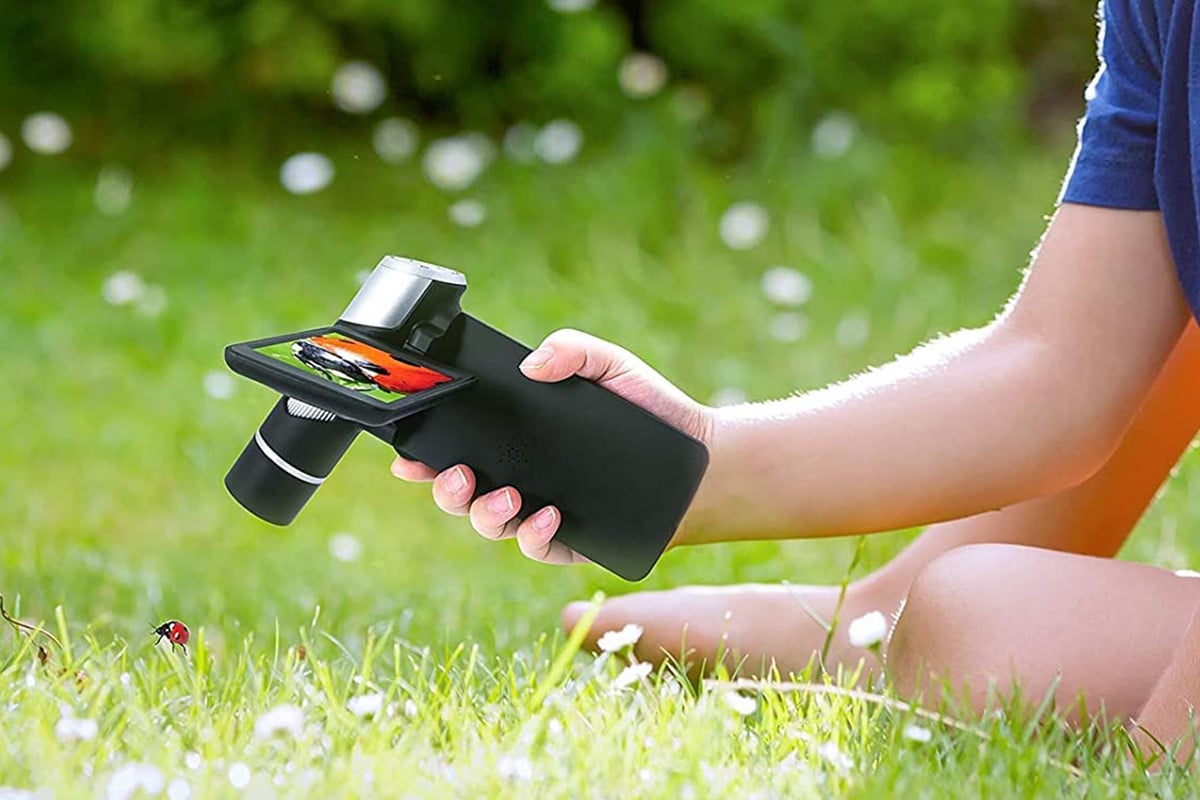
[2,129,1199,797]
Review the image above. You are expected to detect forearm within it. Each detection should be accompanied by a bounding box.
[680,324,1100,544]
[864,323,1200,597]
[677,205,1186,547]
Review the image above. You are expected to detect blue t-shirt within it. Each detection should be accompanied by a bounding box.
[1061,0,1200,315]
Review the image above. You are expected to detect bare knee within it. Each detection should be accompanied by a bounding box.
[886,544,1020,705]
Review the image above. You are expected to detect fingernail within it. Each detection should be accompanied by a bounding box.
[390,459,404,477]
[488,489,514,514]
[520,346,553,371]
[446,466,467,493]
[532,507,557,532]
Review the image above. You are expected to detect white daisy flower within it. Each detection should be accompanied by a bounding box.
[102,271,145,306]
[547,0,595,13]
[721,691,757,716]
[106,763,164,800]
[253,704,304,739]
[372,117,418,163]
[331,61,387,114]
[612,661,652,689]
[55,714,98,742]
[902,723,932,743]
[619,52,668,99]
[847,610,888,649]
[497,754,534,782]
[21,112,72,155]
[280,153,334,195]
[719,203,769,250]
[760,266,812,307]
[423,135,491,191]
[347,692,385,718]
[227,763,251,790]
[328,533,363,563]
[448,199,487,228]
[533,120,583,164]
[817,741,852,771]
[596,623,643,653]
[811,112,856,159]
[203,371,236,401]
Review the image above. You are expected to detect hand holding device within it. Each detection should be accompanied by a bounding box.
[392,328,714,565]
[224,256,710,580]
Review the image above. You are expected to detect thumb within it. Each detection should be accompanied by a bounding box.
[518,328,636,385]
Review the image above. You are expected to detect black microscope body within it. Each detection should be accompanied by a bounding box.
[224,256,709,580]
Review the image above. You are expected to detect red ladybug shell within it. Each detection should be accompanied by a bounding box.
[167,622,188,645]
[153,620,189,648]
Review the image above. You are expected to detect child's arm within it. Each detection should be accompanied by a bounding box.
[682,203,1187,544]
[853,321,1200,603]
[395,203,1187,562]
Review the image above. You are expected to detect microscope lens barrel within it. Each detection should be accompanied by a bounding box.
[224,397,360,525]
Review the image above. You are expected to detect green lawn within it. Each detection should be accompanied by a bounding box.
[2,136,1196,797]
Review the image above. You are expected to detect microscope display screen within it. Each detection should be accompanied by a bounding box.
[256,332,453,402]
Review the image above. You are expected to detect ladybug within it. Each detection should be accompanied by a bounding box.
[152,620,190,653]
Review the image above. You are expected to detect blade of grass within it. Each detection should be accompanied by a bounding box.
[819,535,866,669]
[705,677,1151,795]
[527,592,603,712]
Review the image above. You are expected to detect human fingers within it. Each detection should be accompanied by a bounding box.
[430,465,475,516]
[468,486,522,540]
[518,328,637,385]
[390,456,438,482]
[516,506,588,564]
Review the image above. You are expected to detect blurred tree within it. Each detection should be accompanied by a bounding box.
[0,0,1098,155]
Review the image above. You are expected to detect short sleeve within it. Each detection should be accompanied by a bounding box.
[1059,0,1161,210]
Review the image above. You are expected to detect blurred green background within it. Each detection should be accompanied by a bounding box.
[8,0,1175,659]
[2,0,1096,155]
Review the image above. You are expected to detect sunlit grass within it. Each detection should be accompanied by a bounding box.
[2,610,1191,798]
[2,137,1199,796]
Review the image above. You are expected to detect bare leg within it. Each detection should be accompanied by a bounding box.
[562,324,1200,675]
[886,544,1200,721]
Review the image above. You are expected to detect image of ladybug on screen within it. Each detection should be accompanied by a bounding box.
[277,333,451,397]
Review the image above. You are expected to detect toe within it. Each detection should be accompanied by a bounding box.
[561,601,591,633]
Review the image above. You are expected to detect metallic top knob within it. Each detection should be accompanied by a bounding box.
[340,255,466,330]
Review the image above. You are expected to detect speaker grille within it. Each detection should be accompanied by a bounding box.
[497,440,531,469]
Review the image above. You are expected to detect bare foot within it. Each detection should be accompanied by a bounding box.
[561,582,900,679]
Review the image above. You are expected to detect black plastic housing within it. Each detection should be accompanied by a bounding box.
[224,261,710,581]
[224,397,360,525]
[372,315,710,581]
